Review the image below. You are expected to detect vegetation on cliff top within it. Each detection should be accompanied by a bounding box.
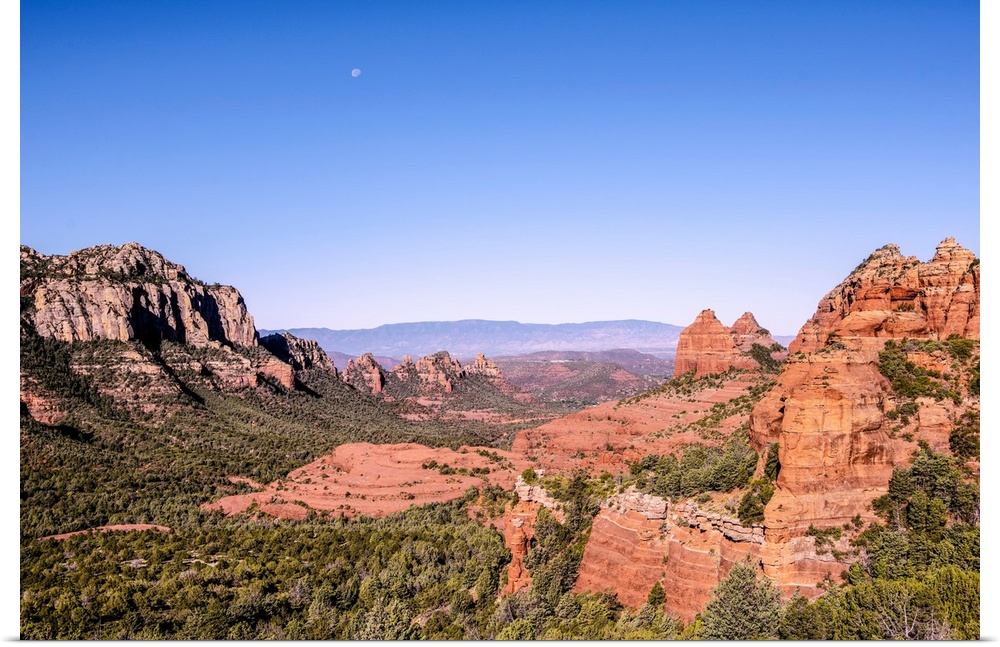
[624,429,758,501]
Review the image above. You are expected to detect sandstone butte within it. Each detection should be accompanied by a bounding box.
[673,309,787,378]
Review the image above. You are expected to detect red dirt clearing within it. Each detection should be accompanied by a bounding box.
[39,524,172,541]
[203,373,764,522]
[204,442,535,520]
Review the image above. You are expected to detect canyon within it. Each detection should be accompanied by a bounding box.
[20,238,979,630]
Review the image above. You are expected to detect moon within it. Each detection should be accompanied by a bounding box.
[351,68,361,78]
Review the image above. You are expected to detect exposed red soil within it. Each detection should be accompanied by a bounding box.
[511,372,763,474]
[206,372,762,524]
[39,524,172,541]
[205,443,536,520]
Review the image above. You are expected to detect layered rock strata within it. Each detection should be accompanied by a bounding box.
[573,493,762,622]
[749,238,980,597]
[791,238,979,353]
[673,310,784,378]
[22,243,258,349]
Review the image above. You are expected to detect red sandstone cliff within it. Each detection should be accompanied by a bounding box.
[749,238,980,597]
[567,238,978,617]
[573,492,763,622]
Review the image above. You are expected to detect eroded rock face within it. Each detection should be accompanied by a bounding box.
[20,377,69,426]
[414,351,465,393]
[392,355,416,380]
[465,353,503,380]
[341,353,386,394]
[791,238,979,353]
[573,494,762,622]
[501,504,540,596]
[749,238,980,598]
[253,353,295,389]
[513,474,561,511]
[673,310,783,378]
[260,332,337,375]
[22,243,258,349]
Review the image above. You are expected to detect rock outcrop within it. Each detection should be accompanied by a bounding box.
[501,505,540,596]
[341,353,386,394]
[673,310,784,378]
[252,351,296,389]
[20,377,69,426]
[791,238,979,353]
[573,492,762,622]
[22,243,258,349]
[260,332,337,375]
[465,353,503,380]
[392,355,416,380]
[414,351,465,393]
[500,473,566,596]
[749,238,980,598]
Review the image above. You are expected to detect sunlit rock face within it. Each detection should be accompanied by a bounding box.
[674,310,783,378]
[750,238,980,598]
[22,242,258,349]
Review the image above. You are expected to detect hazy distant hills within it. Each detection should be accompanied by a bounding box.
[263,319,684,360]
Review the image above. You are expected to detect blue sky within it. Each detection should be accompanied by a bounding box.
[20,0,980,335]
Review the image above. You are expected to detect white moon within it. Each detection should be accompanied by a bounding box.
[351,68,361,77]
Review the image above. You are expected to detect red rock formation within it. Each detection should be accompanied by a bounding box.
[791,238,979,353]
[749,238,980,598]
[254,353,295,389]
[20,377,68,425]
[674,310,783,378]
[501,502,541,595]
[260,332,337,375]
[342,353,385,394]
[463,352,521,395]
[414,351,465,393]
[465,353,503,380]
[392,355,416,380]
[573,493,763,622]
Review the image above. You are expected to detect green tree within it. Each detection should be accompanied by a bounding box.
[647,581,666,608]
[698,560,782,640]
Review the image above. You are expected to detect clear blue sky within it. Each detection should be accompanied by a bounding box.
[20,0,980,335]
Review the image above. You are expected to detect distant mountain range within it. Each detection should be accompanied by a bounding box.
[261,319,685,360]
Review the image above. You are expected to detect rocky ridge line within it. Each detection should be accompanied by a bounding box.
[22,242,258,349]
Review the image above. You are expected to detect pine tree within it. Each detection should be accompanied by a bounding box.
[698,559,782,640]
